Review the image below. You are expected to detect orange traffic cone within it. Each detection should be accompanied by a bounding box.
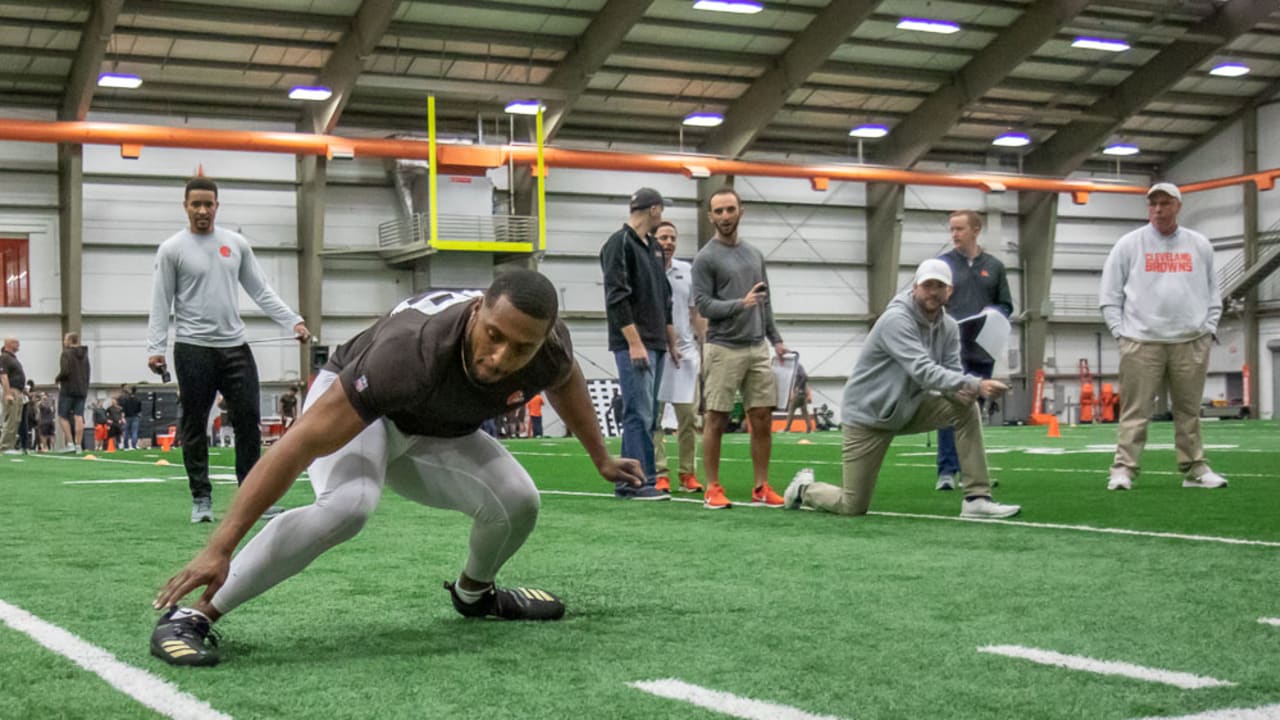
[107,437,117,453]
[1046,417,1061,438]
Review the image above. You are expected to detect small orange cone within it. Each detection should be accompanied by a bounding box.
[1046,417,1061,438]
[107,438,116,453]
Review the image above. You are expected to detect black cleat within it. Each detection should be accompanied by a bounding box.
[150,607,221,666]
[444,581,565,621]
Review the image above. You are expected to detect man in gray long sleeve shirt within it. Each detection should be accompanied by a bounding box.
[691,187,788,510]
[1098,182,1227,491]
[782,259,1021,519]
[147,176,310,523]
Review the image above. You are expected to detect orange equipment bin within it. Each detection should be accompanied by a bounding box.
[1100,383,1117,423]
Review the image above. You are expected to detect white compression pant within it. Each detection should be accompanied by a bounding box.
[210,370,542,615]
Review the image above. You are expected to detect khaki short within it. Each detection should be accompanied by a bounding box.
[702,340,775,412]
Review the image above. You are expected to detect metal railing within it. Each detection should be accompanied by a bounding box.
[377,213,538,250]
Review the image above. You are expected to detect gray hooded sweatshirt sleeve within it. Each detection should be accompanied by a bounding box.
[841,290,980,431]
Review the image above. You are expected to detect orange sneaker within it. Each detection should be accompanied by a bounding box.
[678,474,704,493]
[751,483,784,508]
[655,476,670,492]
[703,482,732,510]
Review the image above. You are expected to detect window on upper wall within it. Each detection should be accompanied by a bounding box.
[1,237,30,308]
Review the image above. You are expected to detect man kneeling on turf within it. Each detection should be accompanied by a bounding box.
[151,270,643,666]
[783,259,1021,519]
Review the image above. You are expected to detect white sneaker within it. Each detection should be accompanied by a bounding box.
[1183,470,1228,489]
[190,497,213,524]
[783,468,814,510]
[960,496,1021,519]
[1107,471,1132,491]
[935,473,956,491]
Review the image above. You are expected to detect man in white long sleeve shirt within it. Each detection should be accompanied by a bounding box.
[1098,182,1226,491]
[147,177,310,522]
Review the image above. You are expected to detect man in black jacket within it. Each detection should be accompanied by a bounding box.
[599,187,679,500]
[55,332,90,453]
[934,210,1014,491]
[119,385,144,450]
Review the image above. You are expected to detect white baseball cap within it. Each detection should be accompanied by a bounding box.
[914,258,953,287]
[1147,182,1182,201]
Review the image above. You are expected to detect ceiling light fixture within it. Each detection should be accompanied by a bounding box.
[848,124,889,138]
[1103,143,1140,156]
[896,17,961,34]
[1209,62,1250,77]
[288,86,333,101]
[1071,36,1130,52]
[504,100,545,115]
[693,0,764,14]
[97,73,142,89]
[682,112,724,127]
[992,132,1031,148]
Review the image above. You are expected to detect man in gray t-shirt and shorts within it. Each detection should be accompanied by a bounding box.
[692,187,788,510]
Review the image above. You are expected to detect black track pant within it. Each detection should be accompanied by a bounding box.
[174,342,261,500]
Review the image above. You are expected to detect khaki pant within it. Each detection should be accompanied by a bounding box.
[803,396,991,516]
[0,393,21,450]
[1112,335,1211,478]
[655,400,698,476]
[702,341,775,412]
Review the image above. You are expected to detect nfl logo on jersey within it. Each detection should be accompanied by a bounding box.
[355,375,368,392]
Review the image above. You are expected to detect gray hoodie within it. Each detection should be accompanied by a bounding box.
[841,290,980,431]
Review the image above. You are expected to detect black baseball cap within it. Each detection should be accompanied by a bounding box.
[629,187,672,211]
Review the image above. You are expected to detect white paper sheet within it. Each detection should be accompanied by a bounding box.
[771,352,798,411]
[958,307,1012,363]
[657,349,699,404]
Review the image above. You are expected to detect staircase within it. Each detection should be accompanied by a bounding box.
[1217,229,1280,304]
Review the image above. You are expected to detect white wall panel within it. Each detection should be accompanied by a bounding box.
[0,170,56,206]
[324,184,396,250]
[1259,316,1280,419]
[83,182,298,248]
[320,266,412,318]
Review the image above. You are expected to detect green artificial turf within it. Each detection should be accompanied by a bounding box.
[1,420,1277,719]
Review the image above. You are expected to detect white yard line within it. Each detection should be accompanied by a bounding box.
[539,491,1280,547]
[978,645,1234,689]
[875,511,1280,548]
[0,599,232,720]
[511,450,1276,478]
[1258,617,1280,627]
[26,454,212,468]
[64,478,170,485]
[629,679,845,720]
[1128,704,1280,720]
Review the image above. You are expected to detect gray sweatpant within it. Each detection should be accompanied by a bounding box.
[211,370,541,615]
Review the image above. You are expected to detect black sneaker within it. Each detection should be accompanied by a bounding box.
[444,581,565,621]
[150,607,221,666]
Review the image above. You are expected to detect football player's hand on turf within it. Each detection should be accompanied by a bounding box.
[154,548,231,610]
[597,456,644,487]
